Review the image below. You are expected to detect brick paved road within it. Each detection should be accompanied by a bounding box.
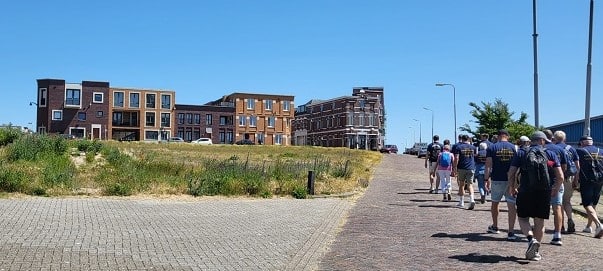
[318,154,603,270]
[0,197,351,270]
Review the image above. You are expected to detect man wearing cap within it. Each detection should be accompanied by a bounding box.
[452,134,477,209]
[485,129,518,240]
[517,136,530,151]
[553,130,580,234]
[508,131,564,261]
[542,129,568,245]
[574,135,603,238]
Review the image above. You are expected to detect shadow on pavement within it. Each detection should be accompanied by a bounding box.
[431,232,507,242]
[449,253,529,265]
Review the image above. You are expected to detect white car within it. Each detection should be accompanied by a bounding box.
[168,137,185,143]
[191,138,213,145]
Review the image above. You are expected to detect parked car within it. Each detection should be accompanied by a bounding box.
[235,139,255,145]
[417,147,428,158]
[58,134,76,140]
[380,144,398,154]
[168,137,185,143]
[191,138,213,145]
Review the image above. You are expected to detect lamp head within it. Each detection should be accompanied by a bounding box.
[435,83,446,87]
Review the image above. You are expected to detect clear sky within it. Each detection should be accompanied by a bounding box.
[1,1,601,149]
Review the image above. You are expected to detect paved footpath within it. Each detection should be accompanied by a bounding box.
[2,154,603,270]
[318,154,603,270]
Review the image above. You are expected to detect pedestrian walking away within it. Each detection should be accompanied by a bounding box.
[508,131,564,261]
[543,129,567,245]
[485,129,518,240]
[475,142,488,204]
[574,135,603,238]
[452,134,477,210]
[433,144,454,201]
[554,130,580,234]
[426,135,444,194]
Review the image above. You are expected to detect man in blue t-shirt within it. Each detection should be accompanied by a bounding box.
[573,135,603,238]
[542,129,567,245]
[553,130,580,234]
[507,131,564,261]
[484,129,518,240]
[452,134,477,210]
[425,135,444,193]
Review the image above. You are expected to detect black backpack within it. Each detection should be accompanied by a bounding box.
[581,147,603,185]
[429,144,441,161]
[520,147,550,191]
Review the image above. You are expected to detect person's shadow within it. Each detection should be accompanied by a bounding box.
[449,253,529,264]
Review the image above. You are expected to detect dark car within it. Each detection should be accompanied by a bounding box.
[235,139,255,145]
[380,144,398,154]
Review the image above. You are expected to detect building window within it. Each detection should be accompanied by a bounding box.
[96,111,104,118]
[66,89,81,107]
[275,134,283,145]
[145,130,159,140]
[206,114,212,125]
[93,92,104,103]
[52,110,63,121]
[161,113,171,127]
[267,116,275,127]
[146,94,156,108]
[283,101,290,111]
[161,94,171,110]
[130,93,140,108]
[358,113,365,126]
[219,131,226,143]
[194,114,201,124]
[177,113,185,124]
[146,112,155,126]
[247,99,255,109]
[257,133,264,144]
[186,113,193,124]
[265,99,273,110]
[112,112,123,126]
[113,92,124,107]
[227,131,234,144]
[249,115,257,127]
[238,115,246,126]
[39,88,47,107]
[78,112,86,121]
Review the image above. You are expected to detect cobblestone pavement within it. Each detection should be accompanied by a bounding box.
[0,196,351,270]
[318,154,603,270]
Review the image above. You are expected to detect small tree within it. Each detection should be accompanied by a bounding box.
[460,98,536,141]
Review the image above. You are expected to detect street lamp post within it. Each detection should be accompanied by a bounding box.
[423,107,434,140]
[584,0,594,136]
[435,83,457,141]
[413,119,422,144]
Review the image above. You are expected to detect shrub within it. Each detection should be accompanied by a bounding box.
[0,165,27,192]
[105,182,132,196]
[0,127,22,146]
[292,185,308,199]
[6,135,67,161]
[41,154,75,189]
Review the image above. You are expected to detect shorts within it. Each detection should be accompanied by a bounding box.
[457,169,475,185]
[516,189,551,219]
[491,180,515,203]
[580,180,603,207]
[562,176,574,204]
[429,162,437,173]
[550,182,564,206]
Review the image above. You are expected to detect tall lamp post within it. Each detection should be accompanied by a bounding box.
[584,0,594,136]
[435,83,457,141]
[532,0,540,128]
[423,107,434,140]
[413,119,422,144]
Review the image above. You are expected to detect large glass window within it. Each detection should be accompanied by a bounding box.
[161,113,171,127]
[264,99,273,110]
[267,116,275,127]
[283,101,290,111]
[39,88,47,107]
[186,113,193,124]
[146,112,155,126]
[247,99,255,109]
[249,116,257,127]
[194,114,201,124]
[130,93,140,108]
[146,94,156,108]
[238,115,246,126]
[66,89,81,106]
[177,113,185,124]
[113,92,124,107]
[206,114,212,125]
[112,112,123,126]
[161,94,171,109]
[145,130,158,140]
[275,134,283,145]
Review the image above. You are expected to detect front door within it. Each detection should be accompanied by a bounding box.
[91,124,102,140]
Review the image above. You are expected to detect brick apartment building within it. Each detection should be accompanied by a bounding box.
[206,93,295,145]
[292,87,385,150]
[174,104,235,144]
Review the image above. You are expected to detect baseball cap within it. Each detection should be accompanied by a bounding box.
[531,131,547,141]
[542,129,553,142]
[580,135,593,141]
[519,136,530,142]
[498,129,510,136]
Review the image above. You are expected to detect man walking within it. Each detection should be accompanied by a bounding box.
[425,135,443,193]
[553,130,580,234]
[542,129,567,245]
[508,131,564,261]
[573,135,603,238]
[485,129,518,240]
[452,134,477,209]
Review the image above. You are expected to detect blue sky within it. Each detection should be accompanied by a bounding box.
[1,1,600,149]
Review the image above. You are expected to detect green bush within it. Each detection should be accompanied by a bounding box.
[292,185,308,199]
[105,182,132,196]
[0,127,21,146]
[6,135,67,161]
[0,165,27,192]
[41,154,75,189]
[76,139,103,154]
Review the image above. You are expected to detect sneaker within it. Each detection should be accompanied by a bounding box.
[487,225,500,234]
[456,202,464,208]
[550,237,562,246]
[595,226,603,238]
[443,195,447,202]
[507,232,519,241]
[468,202,476,210]
[447,193,452,201]
[583,226,593,233]
[480,195,486,204]
[567,220,576,233]
[525,240,540,260]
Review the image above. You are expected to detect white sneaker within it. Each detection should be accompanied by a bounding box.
[583,227,593,233]
[525,240,540,260]
[456,202,464,208]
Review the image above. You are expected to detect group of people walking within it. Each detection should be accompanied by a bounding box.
[424,130,603,261]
